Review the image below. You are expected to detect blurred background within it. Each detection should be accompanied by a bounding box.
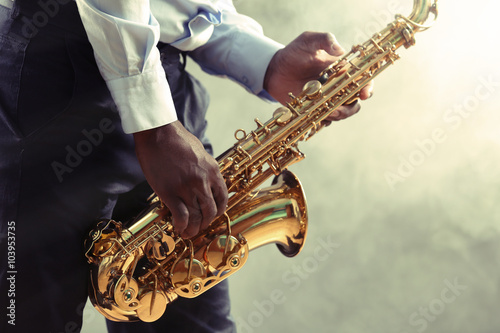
[83,0,500,332]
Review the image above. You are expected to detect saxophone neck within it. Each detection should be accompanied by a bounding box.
[400,0,439,31]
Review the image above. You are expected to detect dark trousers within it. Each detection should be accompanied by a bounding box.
[0,1,235,332]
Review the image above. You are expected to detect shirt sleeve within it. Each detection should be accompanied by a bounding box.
[189,0,284,101]
[75,0,178,134]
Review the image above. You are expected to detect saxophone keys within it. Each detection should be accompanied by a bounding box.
[254,118,271,136]
[145,233,176,261]
[273,106,293,126]
[250,131,261,145]
[344,96,360,105]
[204,235,248,271]
[351,45,366,57]
[402,27,416,47]
[254,118,264,128]
[237,233,247,243]
[84,220,122,264]
[114,274,141,310]
[170,258,207,293]
[302,80,323,100]
[135,290,168,322]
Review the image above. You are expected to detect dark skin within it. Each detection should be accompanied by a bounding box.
[134,32,374,238]
[134,121,227,238]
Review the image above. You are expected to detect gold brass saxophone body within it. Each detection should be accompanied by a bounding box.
[84,0,438,322]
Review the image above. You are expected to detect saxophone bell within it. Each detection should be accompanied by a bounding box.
[229,169,308,257]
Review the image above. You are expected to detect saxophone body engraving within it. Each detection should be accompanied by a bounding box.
[84,0,437,322]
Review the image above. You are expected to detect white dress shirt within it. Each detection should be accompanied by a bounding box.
[75,0,283,133]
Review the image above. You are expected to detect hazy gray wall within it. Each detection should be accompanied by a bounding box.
[82,0,500,332]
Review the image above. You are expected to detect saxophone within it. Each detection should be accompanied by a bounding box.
[84,0,438,322]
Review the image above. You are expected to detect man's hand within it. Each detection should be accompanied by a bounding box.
[264,31,374,122]
[133,121,228,238]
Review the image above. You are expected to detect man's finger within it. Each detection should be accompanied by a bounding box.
[198,185,218,231]
[325,102,361,122]
[340,101,361,118]
[212,175,228,217]
[323,32,345,57]
[360,81,375,100]
[180,196,203,238]
[168,198,189,236]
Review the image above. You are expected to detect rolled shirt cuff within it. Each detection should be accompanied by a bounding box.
[105,63,178,133]
[228,31,283,99]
